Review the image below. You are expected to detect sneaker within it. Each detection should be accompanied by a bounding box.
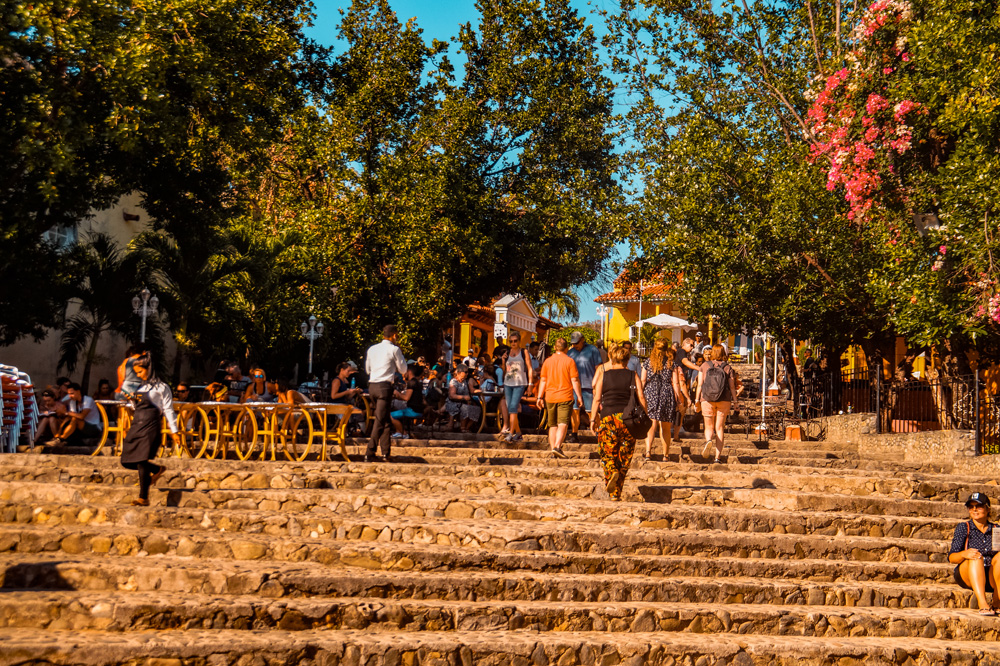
[511,433,523,442]
[605,470,621,495]
[391,432,406,439]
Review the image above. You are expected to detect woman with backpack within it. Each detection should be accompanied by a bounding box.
[695,343,739,463]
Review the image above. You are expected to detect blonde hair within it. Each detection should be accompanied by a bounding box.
[608,343,630,366]
[648,337,674,373]
[711,344,727,361]
[554,338,569,352]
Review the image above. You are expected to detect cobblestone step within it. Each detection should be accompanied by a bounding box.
[0,495,954,565]
[0,554,973,610]
[0,478,966,540]
[1,590,994,640]
[0,522,954,586]
[0,627,999,666]
[0,455,987,507]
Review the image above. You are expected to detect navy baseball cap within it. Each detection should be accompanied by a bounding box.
[966,493,991,507]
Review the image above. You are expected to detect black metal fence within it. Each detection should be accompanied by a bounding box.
[807,366,1000,454]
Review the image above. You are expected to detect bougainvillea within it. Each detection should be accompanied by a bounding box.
[806,0,927,223]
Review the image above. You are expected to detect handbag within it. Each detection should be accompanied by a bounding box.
[621,371,653,439]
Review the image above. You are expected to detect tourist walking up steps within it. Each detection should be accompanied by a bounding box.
[365,325,407,463]
[949,493,999,615]
[121,353,179,506]
[590,344,647,501]
[641,338,675,460]
[536,338,582,458]
[696,344,739,463]
[567,331,601,443]
[500,331,533,443]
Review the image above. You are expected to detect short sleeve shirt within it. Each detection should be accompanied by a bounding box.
[68,395,102,428]
[567,344,601,390]
[540,353,579,403]
[951,520,996,564]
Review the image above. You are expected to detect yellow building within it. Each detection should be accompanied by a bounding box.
[595,277,700,346]
[450,295,562,358]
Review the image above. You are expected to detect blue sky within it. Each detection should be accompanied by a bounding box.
[304,0,629,323]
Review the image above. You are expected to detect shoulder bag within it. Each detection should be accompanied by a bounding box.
[622,371,653,439]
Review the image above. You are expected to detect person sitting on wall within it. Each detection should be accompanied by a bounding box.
[33,390,68,447]
[57,382,103,446]
[950,493,1000,615]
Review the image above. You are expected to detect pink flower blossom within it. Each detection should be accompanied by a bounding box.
[883,67,894,75]
[866,94,890,115]
[854,144,876,164]
[901,52,910,61]
[865,127,880,142]
[939,245,947,255]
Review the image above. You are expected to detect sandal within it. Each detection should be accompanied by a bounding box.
[980,608,997,616]
[605,470,621,494]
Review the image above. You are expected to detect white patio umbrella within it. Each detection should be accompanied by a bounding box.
[634,313,699,330]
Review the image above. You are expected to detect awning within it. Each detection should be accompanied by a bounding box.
[635,314,699,330]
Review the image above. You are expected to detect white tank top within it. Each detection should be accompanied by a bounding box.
[505,349,529,387]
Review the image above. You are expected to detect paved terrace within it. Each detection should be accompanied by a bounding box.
[0,421,998,665]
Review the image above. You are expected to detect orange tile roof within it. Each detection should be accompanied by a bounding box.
[595,268,680,304]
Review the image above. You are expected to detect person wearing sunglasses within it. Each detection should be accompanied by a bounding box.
[241,367,275,403]
[949,493,1000,615]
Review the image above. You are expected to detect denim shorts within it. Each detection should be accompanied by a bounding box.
[504,385,527,413]
[573,389,594,412]
[390,408,422,420]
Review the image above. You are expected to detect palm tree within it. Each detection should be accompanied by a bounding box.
[535,289,581,322]
[58,233,141,392]
[130,227,254,381]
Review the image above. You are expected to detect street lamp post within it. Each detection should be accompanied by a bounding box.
[596,305,610,344]
[300,315,324,376]
[131,287,159,343]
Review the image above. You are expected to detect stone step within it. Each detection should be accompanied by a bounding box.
[0,455,987,507]
[0,522,954,586]
[2,590,995,640]
[0,479,969,542]
[0,494,956,566]
[0,627,998,666]
[1,554,973,610]
[9,453,961,493]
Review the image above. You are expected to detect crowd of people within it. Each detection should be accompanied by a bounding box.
[36,326,751,504]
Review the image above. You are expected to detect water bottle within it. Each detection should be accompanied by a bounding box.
[847,402,853,414]
[350,376,356,389]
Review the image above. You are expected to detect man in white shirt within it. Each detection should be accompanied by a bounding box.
[57,382,103,446]
[462,349,477,368]
[365,324,408,462]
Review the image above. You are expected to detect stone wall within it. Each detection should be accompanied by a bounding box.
[820,414,999,474]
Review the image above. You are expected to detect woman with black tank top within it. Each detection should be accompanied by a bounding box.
[589,344,648,501]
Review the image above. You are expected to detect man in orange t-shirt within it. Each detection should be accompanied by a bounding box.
[536,337,582,458]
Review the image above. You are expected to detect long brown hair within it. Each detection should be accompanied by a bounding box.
[648,338,673,373]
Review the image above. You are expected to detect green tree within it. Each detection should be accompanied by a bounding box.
[1,0,318,342]
[535,290,582,322]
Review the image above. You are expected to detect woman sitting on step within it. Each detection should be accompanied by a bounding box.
[949,492,1000,615]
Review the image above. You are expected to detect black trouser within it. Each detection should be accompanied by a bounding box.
[121,460,161,500]
[367,382,394,458]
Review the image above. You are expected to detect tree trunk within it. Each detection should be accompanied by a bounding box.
[80,323,104,395]
[779,337,799,416]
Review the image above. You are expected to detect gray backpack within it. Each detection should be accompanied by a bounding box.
[702,361,731,402]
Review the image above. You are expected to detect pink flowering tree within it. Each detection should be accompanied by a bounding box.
[806,0,1000,353]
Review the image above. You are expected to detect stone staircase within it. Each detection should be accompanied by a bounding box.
[0,431,999,665]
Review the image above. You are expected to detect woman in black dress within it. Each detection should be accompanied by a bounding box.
[121,353,180,506]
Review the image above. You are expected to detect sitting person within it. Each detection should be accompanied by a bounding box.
[330,362,363,404]
[390,364,425,438]
[950,493,1000,615]
[33,390,68,447]
[57,382,103,446]
[93,378,115,401]
[444,365,480,432]
[273,378,309,405]
[241,367,275,403]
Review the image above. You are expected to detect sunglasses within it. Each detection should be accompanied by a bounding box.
[968,503,988,509]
